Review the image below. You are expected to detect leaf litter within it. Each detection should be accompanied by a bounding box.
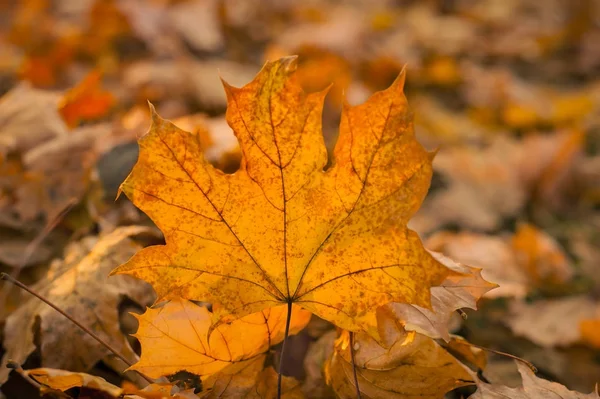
[0,0,599,398]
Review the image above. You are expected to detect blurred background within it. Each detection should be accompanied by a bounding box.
[0,0,599,396]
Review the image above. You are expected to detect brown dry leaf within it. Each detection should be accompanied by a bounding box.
[24,368,123,397]
[131,297,311,379]
[167,0,224,53]
[425,225,575,299]
[0,226,155,383]
[388,251,496,341]
[325,327,474,398]
[200,355,303,398]
[0,83,68,157]
[426,231,530,299]
[507,296,600,347]
[412,129,588,234]
[58,71,115,128]
[411,136,525,233]
[469,361,600,398]
[302,330,337,398]
[274,6,369,58]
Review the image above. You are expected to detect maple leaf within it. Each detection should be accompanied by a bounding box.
[469,361,600,399]
[131,297,311,379]
[111,56,450,341]
[0,226,155,384]
[325,327,474,398]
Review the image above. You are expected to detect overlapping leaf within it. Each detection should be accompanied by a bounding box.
[389,251,496,341]
[0,226,154,384]
[469,362,600,399]
[325,327,474,398]
[131,298,311,379]
[111,56,451,341]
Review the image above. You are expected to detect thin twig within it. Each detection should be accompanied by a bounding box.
[277,301,293,399]
[0,272,154,384]
[461,341,537,373]
[349,332,362,399]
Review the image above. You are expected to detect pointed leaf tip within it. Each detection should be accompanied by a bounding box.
[394,66,408,91]
[147,101,160,124]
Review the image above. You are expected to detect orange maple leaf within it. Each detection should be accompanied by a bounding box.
[130,298,311,379]
[59,71,115,128]
[111,56,451,341]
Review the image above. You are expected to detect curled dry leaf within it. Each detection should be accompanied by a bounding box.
[389,251,497,341]
[24,369,199,399]
[131,297,311,379]
[325,328,475,399]
[425,226,575,299]
[24,368,123,398]
[111,56,452,342]
[199,355,303,399]
[469,361,600,399]
[0,226,155,384]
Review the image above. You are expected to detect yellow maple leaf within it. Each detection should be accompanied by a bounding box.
[131,298,311,379]
[111,56,450,341]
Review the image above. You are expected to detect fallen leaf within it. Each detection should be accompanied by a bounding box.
[469,361,600,398]
[445,335,487,370]
[506,296,600,348]
[0,226,155,383]
[325,328,474,398]
[18,123,109,221]
[388,251,496,341]
[580,319,600,349]
[111,57,451,342]
[511,223,574,287]
[0,83,68,157]
[58,71,115,128]
[425,231,530,299]
[200,355,303,398]
[131,297,311,379]
[24,368,123,397]
[302,330,336,398]
[167,0,224,53]
[411,136,525,233]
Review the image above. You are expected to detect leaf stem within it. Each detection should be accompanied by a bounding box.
[277,300,293,399]
[0,272,154,384]
[350,332,362,399]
